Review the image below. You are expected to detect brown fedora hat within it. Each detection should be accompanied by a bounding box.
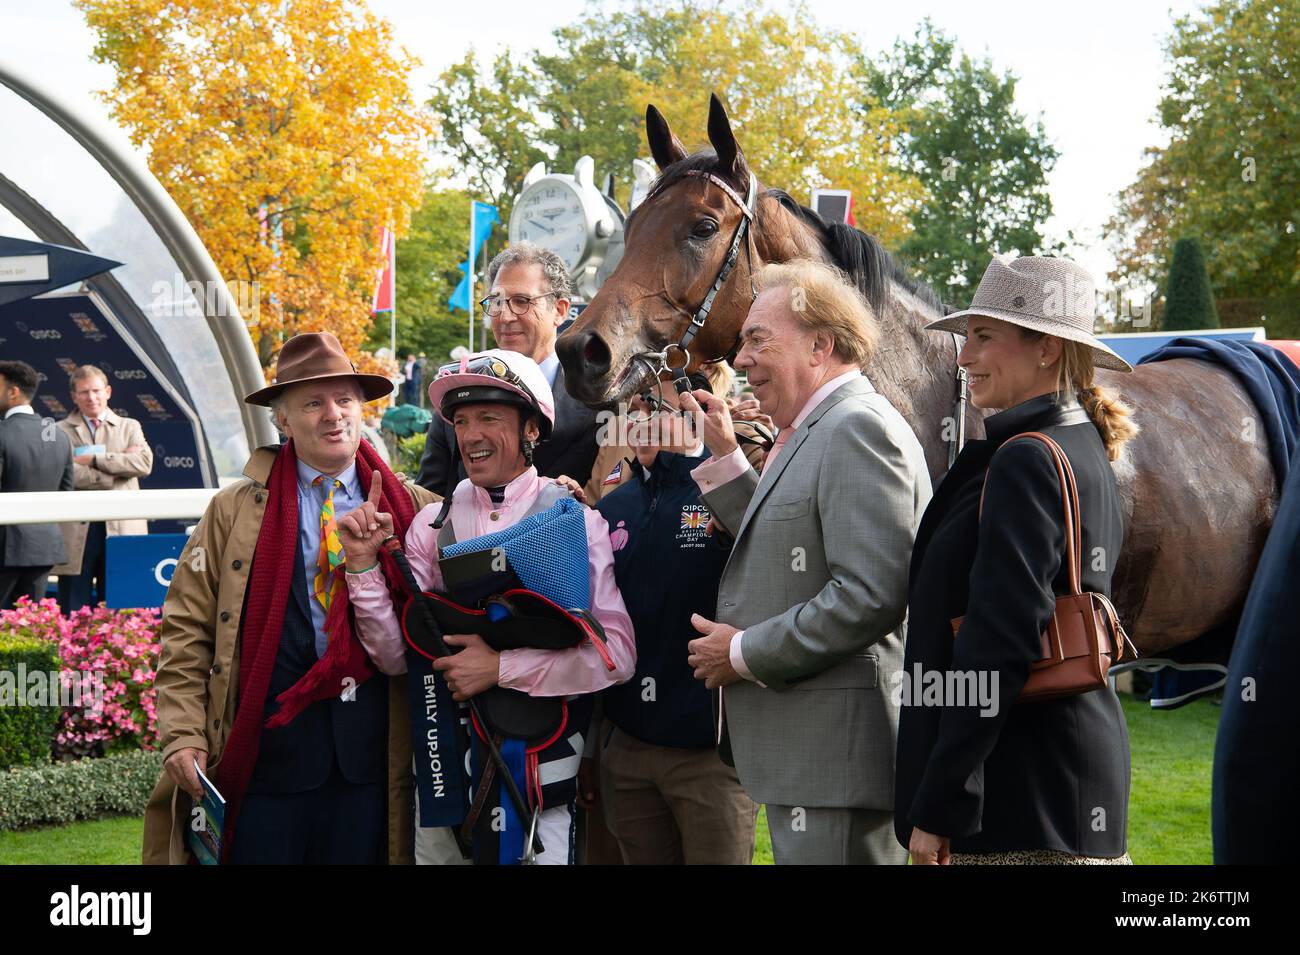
[244,332,394,406]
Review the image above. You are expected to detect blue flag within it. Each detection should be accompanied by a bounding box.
[449,200,500,312]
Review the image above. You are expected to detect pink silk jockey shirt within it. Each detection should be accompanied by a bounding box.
[347,465,636,696]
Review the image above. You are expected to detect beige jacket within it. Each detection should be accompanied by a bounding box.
[141,445,436,865]
[55,409,153,573]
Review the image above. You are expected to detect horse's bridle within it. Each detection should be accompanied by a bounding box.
[622,169,970,468]
[949,332,970,468]
[629,169,759,399]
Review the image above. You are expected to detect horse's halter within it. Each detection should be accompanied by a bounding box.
[630,169,760,400]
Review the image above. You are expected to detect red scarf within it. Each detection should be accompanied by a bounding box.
[215,438,417,860]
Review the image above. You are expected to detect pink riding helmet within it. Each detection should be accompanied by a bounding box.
[427,349,556,439]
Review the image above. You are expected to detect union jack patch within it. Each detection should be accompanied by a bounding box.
[680,510,707,530]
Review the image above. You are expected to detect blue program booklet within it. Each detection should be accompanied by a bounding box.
[74,444,106,456]
[185,760,225,865]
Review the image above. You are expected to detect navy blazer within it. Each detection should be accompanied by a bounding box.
[245,545,388,793]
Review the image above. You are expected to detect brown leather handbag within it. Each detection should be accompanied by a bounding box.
[951,431,1135,703]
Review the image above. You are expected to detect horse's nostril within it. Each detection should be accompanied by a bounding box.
[581,331,611,375]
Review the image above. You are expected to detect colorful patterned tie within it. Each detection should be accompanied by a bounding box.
[312,476,345,612]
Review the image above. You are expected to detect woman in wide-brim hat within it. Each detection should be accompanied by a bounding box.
[895,255,1139,865]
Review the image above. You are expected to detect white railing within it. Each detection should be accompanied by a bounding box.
[0,488,224,526]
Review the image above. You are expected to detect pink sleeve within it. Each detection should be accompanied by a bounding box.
[346,504,446,676]
[497,507,637,696]
[728,629,767,688]
[690,445,752,492]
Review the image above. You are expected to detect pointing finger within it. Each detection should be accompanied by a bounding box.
[368,470,383,507]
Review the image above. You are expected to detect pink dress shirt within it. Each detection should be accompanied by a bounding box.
[691,369,864,684]
[346,466,636,695]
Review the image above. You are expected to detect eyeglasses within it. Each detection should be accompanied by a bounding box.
[479,292,556,318]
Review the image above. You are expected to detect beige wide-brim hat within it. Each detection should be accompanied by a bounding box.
[925,255,1133,373]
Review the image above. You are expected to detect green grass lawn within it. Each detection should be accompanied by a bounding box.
[0,695,1218,865]
[0,815,144,865]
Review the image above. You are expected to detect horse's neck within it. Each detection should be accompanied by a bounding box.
[754,198,965,483]
[870,284,963,483]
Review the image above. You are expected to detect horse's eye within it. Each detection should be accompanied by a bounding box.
[691,219,719,240]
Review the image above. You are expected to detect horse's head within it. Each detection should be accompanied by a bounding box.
[558,94,814,407]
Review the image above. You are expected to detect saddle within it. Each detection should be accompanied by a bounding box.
[399,484,612,744]
[399,585,610,741]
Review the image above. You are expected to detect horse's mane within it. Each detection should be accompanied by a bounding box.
[635,150,949,316]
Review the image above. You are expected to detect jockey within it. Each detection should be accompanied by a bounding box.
[342,349,635,865]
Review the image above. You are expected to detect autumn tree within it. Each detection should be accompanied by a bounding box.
[1106,0,1299,319]
[77,0,433,376]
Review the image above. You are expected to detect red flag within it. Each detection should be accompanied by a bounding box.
[371,226,395,313]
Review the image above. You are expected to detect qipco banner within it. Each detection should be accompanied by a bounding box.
[0,293,213,534]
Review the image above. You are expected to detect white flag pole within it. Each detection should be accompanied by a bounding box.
[467,201,476,351]
[388,228,396,361]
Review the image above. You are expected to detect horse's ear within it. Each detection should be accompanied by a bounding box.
[707,92,748,184]
[646,104,688,171]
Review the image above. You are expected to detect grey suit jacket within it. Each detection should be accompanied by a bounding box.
[701,376,932,810]
[0,412,75,566]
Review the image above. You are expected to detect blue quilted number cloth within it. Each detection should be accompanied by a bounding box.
[441,498,590,611]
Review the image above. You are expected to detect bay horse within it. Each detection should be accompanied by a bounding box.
[556,94,1276,655]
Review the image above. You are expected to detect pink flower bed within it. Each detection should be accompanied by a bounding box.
[0,597,160,759]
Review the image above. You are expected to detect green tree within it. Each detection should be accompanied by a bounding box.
[1162,237,1220,330]
[429,49,549,218]
[369,180,493,363]
[861,19,1061,303]
[368,182,482,364]
[428,1,923,249]
[1106,0,1299,303]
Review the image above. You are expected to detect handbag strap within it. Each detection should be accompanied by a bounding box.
[978,430,1084,596]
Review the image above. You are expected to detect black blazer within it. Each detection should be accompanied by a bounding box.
[415,362,599,494]
[0,412,74,566]
[894,393,1130,857]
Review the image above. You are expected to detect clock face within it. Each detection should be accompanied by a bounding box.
[512,181,589,272]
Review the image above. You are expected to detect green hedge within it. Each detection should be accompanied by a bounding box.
[1162,236,1220,331]
[0,749,164,831]
[0,635,61,770]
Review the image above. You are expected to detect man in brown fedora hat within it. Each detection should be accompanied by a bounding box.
[143,332,436,864]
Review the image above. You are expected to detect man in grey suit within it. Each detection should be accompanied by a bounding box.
[679,260,931,865]
[0,361,75,609]
[415,242,599,497]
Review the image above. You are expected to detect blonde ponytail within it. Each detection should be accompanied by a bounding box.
[1078,383,1139,461]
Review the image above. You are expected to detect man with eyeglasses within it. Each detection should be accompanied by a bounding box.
[415,242,600,500]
